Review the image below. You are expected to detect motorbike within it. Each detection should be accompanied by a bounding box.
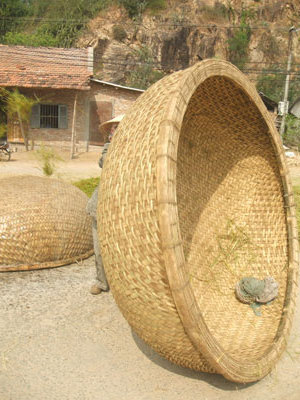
[0,141,11,161]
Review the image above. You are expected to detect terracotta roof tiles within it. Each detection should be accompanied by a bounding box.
[0,45,92,90]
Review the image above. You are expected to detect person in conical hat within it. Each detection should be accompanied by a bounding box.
[98,114,124,168]
[86,114,124,295]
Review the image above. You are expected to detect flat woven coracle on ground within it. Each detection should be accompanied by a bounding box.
[97,60,299,383]
[0,175,93,271]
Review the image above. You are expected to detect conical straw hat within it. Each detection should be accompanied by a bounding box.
[99,114,124,134]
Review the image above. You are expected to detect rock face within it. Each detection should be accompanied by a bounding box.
[78,0,300,86]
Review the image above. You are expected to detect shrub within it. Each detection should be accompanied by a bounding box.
[112,25,127,41]
[147,0,166,14]
[34,145,63,176]
[117,0,146,18]
[126,67,165,89]
[125,45,166,89]
[117,0,165,19]
[1,0,111,48]
[284,114,300,149]
[256,68,300,105]
[256,68,283,102]
[228,8,254,70]
[3,31,59,47]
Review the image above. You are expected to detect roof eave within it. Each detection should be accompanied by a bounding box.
[91,78,144,93]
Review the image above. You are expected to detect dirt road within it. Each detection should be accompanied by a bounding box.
[1,149,300,400]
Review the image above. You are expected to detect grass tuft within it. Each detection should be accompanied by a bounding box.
[73,177,100,197]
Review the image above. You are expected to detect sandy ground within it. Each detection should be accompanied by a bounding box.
[1,149,300,400]
[0,147,101,182]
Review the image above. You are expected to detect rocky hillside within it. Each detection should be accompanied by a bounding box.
[78,0,300,101]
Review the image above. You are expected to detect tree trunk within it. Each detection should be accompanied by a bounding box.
[70,93,78,159]
[17,110,28,151]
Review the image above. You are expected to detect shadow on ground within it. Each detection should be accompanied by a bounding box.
[131,330,256,391]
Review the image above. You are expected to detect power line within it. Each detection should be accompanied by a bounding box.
[2,64,300,79]
[0,16,295,32]
[2,52,300,75]
[1,46,300,72]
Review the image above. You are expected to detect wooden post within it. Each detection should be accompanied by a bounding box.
[85,98,90,153]
[70,92,78,159]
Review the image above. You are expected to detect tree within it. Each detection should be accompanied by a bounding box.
[0,0,29,40]
[1,88,38,151]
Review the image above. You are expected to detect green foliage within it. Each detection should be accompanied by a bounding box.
[256,67,300,104]
[5,89,37,123]
[127,67,165,89]
[112,25,127,42]
[146,0,166,14]
[28,0,106,48]
[0,123,6,139]
[1,88,39,150]
[0,0,111,47]
[125,45,165,89]
[0,0,29,39]
[117,0,165,19]
[256,69,283,102]
[34,144,63,176]
[73,177,100,197]
[228,8,254,70]
[284,115,300,149]
[3,30,59,47]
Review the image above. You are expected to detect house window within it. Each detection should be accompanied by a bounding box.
[30,104,68,129]
[40,104,59,128]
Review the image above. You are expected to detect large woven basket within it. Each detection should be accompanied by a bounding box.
[98,60,299,383]
[0,176,93,271]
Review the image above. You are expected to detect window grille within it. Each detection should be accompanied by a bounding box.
[40,104,59,129]
[30,104,68,129]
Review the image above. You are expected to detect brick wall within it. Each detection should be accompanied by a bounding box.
[90,82,141,116]
[87,81,141,147]
[7,83,141,151]
[7,88,88,150]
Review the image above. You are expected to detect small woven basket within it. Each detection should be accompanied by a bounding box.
[98,60,299,383]
[0,176,93,271]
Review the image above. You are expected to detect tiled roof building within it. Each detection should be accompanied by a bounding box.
[0,44,142,151]
[0,45,92,90]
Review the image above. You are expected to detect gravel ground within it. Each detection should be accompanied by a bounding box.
[1,257,300,400]
[1,149,300,399]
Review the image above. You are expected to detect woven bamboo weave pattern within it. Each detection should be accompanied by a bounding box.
[0,176,93,271]
[98,60,299,383]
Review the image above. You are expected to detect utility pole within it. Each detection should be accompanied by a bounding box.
[279,27,299,138]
